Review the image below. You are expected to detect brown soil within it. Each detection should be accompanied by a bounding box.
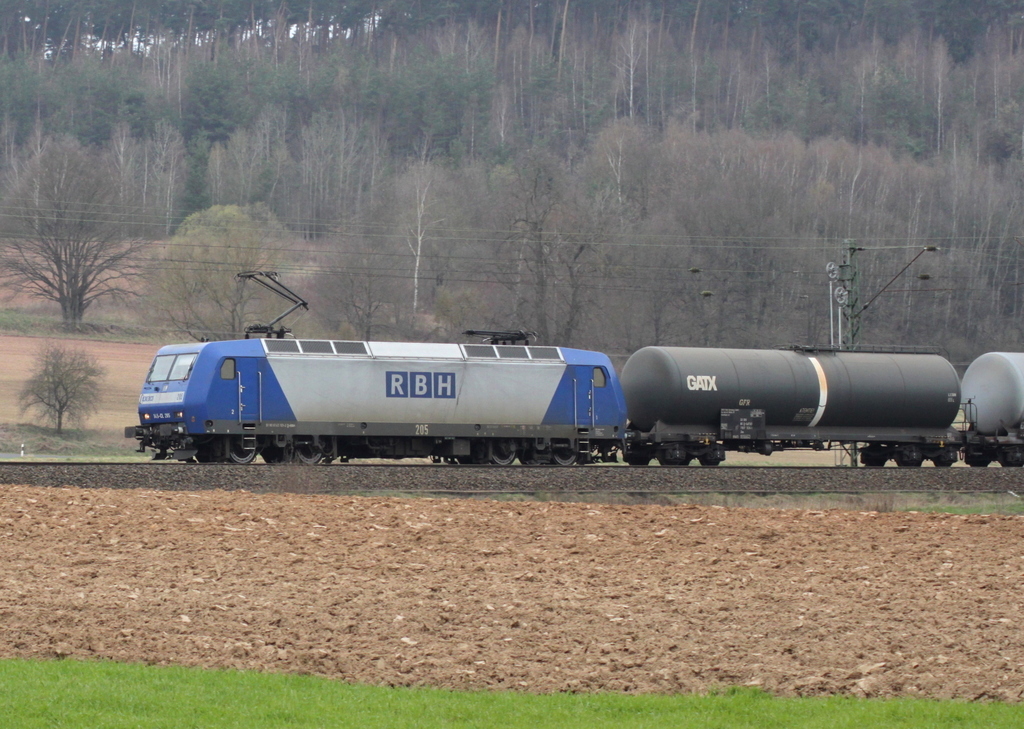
[2,486,1023,700]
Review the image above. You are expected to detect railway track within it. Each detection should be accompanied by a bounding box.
[0,462,1021,494]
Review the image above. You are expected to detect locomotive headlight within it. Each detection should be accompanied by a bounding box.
[143,413,151,420]
[175,411,184,418]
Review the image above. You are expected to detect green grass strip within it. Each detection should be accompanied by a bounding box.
[1,658,1022,728]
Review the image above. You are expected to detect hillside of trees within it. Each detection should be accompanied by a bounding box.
[2,0,1024,363]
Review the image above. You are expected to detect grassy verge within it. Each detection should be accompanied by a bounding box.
[0,424,147,461]
[1,659,1022,729]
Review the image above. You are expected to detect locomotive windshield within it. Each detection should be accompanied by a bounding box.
[148,353,198,382]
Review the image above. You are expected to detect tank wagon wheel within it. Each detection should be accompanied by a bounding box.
[656,455,693,466]
[227,437,257,464]
[894,452,924,468]
[930,451,958,468]
[488,439,518,466]
[697,455,722,467]
[860,450,888,468]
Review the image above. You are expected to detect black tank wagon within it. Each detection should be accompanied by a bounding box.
[621,346,962,467]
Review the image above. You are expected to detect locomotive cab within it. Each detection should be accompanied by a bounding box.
[126,346,202,460]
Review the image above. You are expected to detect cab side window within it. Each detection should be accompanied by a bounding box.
[220,358,236,380]
[593,367,607,388]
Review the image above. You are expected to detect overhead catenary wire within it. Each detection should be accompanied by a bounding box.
[0,199,1017,249]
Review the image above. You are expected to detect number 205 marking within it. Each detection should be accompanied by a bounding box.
[415,424,429,435]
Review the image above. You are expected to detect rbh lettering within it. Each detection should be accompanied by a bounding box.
[386,371,457,398]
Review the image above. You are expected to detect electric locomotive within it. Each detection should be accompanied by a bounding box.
[126,338,627,465]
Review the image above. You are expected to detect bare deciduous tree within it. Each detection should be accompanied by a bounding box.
[153,204,287,340]
[319,238,407,340]
[19,342,106,434]
[0,137,144,329]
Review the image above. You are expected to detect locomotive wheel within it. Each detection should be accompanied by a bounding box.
[861,455,888,468]
[551,448,578,466]
[488,440,517,466]
[227,437,257,464]
[294,444,324,465]
[965,458,992,467]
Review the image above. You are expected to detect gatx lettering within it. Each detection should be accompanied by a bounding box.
[686,375,718,391]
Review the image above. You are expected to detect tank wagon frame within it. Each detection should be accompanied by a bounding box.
[127,338,627,465]
[622,418,964,467]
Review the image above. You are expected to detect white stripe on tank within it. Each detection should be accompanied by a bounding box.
[808,356,828,428]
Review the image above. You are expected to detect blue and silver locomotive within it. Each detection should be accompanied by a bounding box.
[126,338,627,464]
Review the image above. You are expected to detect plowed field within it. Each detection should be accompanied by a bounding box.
[2,485,1023,701]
